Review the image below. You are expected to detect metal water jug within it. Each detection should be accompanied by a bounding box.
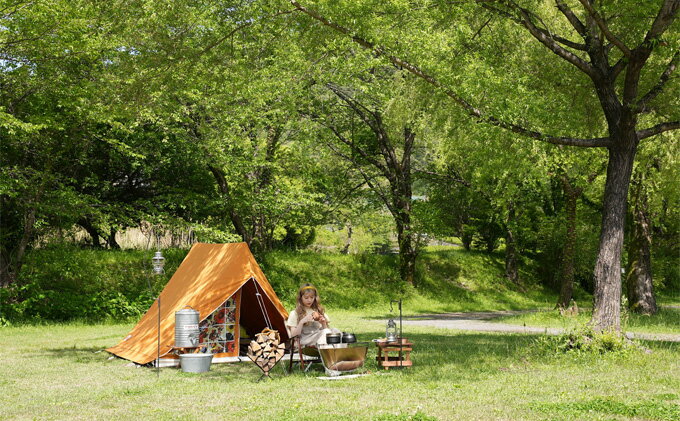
[175,306,199,348]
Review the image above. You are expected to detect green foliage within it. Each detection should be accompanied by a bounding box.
[1,245,187,322]
[3,245,557,323]
[533,204,601,293]
[533,325,639,356]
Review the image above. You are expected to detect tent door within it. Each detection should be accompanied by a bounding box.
[197,289,241,358]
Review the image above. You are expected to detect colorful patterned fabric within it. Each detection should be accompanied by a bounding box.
[199,298,237,354]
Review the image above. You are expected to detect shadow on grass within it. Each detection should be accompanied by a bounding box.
[44,331,680,387]
[43,346,108,363]
[41,331,538,381]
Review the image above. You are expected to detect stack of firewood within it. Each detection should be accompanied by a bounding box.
[247,328,285,376]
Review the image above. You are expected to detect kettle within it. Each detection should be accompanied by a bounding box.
[341,332,357,343]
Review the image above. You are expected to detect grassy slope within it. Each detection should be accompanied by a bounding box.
[262,246,557,317]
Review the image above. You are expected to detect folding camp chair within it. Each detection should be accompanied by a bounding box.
[287,336,322,373]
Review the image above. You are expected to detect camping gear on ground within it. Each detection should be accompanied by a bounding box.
[106,243,290,367]
[247,328,286,380]
[375,338,413,370]
[180,353,213,373]
[318,342,369,377]
[376,298,411,369]
[326,333,341,344]
[174,306,200,348]
[341,332,357,343]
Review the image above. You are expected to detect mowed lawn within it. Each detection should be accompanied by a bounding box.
[2,313,679,420]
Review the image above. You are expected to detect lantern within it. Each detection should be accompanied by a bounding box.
[386,318,398,343]
[152,251,165,275]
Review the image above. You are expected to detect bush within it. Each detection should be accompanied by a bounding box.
[1,244,188,322]
[533,325,639,356]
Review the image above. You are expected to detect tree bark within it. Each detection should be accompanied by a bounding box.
[393,179,416,286]
[0,206,37,288]
[250,126,282,253]
[108,227,120,249]
[626,177,657,315]
[0,250,11,288]
[208,165,251,245]
[591,133,638,331]
[78,217,102,248]
[341,223,352,254]
[556,176,581,308]
[504,202,519,284]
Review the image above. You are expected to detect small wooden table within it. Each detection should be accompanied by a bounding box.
[375,338,413,369]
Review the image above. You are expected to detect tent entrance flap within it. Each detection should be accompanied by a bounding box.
[198,289,242,357]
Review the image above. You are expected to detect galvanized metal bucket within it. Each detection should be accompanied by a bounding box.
[175,306,199,348]
[180,353,213,373]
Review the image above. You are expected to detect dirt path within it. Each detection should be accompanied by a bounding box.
[402,310,680,342]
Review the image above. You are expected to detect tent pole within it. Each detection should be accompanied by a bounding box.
[157,296,161,377]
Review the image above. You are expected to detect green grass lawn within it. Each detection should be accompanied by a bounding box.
[491,306,680,335]
[2,313,679,420]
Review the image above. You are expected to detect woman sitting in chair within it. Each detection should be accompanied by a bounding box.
[286,283,339,346]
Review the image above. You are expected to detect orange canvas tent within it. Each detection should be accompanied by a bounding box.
[106,242,289,366]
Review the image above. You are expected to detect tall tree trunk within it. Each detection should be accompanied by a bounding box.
[108,227,120,249]
[461,226,472,250]
[0,206,37,288]
[78,218,102,248]
[209,165,251,245]
[0,250,11,288]
[591,133,638,332]
[341,223,352,254]
[504,202,519,284]
[556,176,581,308]
[392,128,416,286]
[626,178,657,314]
[252,127,281,253]
[325,85,418,286]
[395,212,416,286]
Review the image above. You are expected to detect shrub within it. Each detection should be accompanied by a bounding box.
[533,325,639,356]
[2,244,188,322]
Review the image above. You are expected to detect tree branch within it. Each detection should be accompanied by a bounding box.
[510,3,596,77]
[577,0,631,57]
[326,83,403,175]
[413,168,472,188]
[314,113,392,177]
[555,0,587,36]
[635,50,679,113]
[644,0,680,42]
[201,9,297,56]
[637,121,680,140]
[291,0,609,148]
[610,57,627,81]
[326,83,382,137]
